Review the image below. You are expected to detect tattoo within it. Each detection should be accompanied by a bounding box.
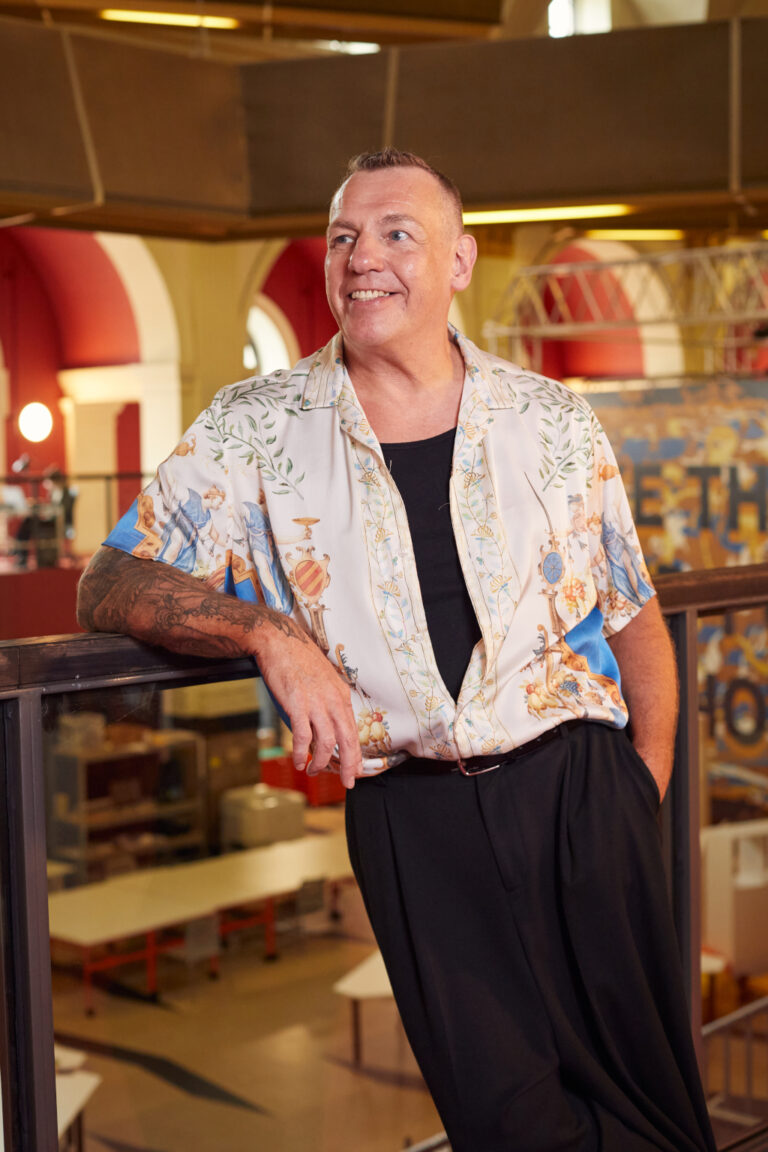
[77,547,310,660]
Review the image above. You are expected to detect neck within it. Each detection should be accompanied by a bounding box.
[343,330,458,398]
[343,333,466,443]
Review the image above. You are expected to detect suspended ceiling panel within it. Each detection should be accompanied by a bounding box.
[742,18,768,188]
[0,24,92,205]
[394,23,731,203]
[242,52,389,217]
[71,36,249,212]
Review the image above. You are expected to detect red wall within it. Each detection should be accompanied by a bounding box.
[0,567,84,640]
[0,232,68,474]
[116,401,142,516]
[535,243,644,381]
[262,238,337,357]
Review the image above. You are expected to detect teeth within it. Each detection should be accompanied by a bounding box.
[350,290,391,300]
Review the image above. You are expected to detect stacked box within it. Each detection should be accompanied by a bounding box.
[260,755,346,807]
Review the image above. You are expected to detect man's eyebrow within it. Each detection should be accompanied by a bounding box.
[327,218,356,235]
[327,212,424,234]
[380,213,425,231]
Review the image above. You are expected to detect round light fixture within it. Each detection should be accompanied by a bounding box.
[18,402,53,443]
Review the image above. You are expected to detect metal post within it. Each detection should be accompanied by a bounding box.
[0,693,58,1151]
[667,608,704,1065]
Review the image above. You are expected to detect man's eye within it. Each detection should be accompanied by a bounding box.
[330,234,353,247]
[389,230,408,242]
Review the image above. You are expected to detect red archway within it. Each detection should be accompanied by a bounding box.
[2,227,140,473]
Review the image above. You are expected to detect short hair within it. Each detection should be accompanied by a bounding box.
[341,148,464,235]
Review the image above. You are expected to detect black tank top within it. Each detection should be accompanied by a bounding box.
[380,427,482,702]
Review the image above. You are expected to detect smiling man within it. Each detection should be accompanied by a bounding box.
[78,149,715,1152]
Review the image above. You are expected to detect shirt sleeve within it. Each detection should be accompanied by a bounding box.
[104,392,297,619]
[587,412,656,637]
[104,404,234,589]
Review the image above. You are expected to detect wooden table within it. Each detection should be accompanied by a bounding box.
[49,832,352,1013]
[333,949,393,1065]
[56,1070,102,1151]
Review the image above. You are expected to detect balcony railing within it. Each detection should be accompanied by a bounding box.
[1,563,768,1151]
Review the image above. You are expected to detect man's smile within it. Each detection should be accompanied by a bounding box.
[348,289,395,300]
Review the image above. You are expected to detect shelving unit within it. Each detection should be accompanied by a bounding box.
[47,726,206,883]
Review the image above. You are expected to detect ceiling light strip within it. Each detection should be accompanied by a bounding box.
[463,205,635,225]
[100,8,239,26]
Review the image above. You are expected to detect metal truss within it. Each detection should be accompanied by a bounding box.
[483,241,768,378]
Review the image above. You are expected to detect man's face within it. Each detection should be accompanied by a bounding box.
[325,166,474,357]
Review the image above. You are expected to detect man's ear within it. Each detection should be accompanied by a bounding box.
[452,234,477,291]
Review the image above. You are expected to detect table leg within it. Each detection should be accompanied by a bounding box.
[147,930,157,995]
[351,999,361,1066]
[74,1109,84,1152]
[264,899,277,959]
[84,948,94,1016]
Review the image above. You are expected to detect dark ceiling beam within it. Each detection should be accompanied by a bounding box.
[0,0,499,41]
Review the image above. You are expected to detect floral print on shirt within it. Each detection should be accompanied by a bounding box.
[106,329,654,772]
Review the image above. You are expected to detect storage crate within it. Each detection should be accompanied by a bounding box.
[260,755,346,806]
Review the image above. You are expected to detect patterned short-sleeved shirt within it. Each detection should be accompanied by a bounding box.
[106,328,655,774]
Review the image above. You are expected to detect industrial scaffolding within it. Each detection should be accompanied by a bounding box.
[483,241,768,385]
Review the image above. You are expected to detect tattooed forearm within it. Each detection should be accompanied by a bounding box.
[77,546,310,661]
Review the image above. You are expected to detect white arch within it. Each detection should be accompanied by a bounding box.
[95,233,180,363]
[59,235,183,491]
[554,237,685,380]
[54,235,183,551]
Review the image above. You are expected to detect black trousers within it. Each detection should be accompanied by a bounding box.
[345,722,716,1152]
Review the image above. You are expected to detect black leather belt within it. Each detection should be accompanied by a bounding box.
[391,719,583,777]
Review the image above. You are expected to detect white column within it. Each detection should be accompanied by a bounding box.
[59,396,124,555]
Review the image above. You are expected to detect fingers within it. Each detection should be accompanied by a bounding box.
[335,727,363,790]
[305,707,362,789]
[290,718,313,776]
[257,623,363,789]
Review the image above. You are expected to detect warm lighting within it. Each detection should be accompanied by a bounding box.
[463,205,634,226]
[548,0,574,37]
[18,402,53,443]
[313,39,380,54]
[584,228,685,241]
[100,8,240,28]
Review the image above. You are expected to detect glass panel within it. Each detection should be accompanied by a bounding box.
[43,673,443,1151]
[699,607,768,1148]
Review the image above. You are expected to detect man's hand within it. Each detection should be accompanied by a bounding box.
[78,546,363,788]
[254,622,362,788]
[607,596,678,803]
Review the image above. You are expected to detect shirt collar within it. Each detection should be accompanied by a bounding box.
[298,326,522,413]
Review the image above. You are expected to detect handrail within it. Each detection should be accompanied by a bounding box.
[655,564,768,616]
[702,993,768,1038]
[0,632,255,696]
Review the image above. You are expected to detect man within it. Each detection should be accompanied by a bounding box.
[78,149,715,1152]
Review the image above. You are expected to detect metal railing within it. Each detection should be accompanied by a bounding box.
[704,995,768,1139]
[0,472,148,567]
[1,564,768,1150]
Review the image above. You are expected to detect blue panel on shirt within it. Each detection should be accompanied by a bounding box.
[104,499,147,554]
[563,604,622,692]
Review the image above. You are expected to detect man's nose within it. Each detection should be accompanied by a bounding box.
[347,233,384,272]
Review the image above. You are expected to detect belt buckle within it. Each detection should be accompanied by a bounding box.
[457,757,501,777]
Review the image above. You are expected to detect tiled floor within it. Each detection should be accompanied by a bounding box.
[51,830,442,1152]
